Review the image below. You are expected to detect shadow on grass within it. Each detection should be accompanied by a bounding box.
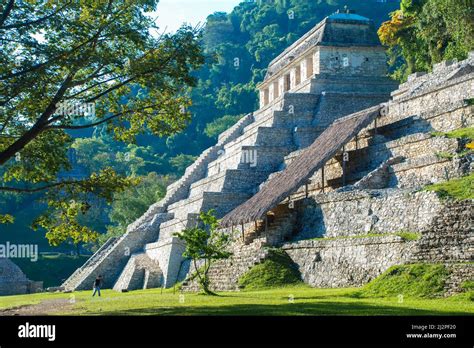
[83,301,472,316]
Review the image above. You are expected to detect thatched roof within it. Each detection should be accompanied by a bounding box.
[220,104,384,227]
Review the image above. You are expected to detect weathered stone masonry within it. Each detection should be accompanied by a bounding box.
[0,258,43,296]
[63,12,473,293]
[63,12,398,292]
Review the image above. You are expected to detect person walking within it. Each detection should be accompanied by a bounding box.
[92,275,103,297]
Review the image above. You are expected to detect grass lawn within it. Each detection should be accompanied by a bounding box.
[0,285,472,316]
[424,172,474,200]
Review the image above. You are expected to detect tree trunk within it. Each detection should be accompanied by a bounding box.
[0,73,73,165]
[0,123,45,165]
[201,260,217,296]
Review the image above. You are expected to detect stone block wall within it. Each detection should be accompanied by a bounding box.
[188,170,269,198]
[444,263,474,296]
[309,75,397,95]
[0,259,43,295]
[145,237,187,287]
[181,236,270,292]
[0,281,29,296]
[295,189,443,240]
[315,92,391,127]
[316,46,388,77]
[208,145,293,176]
[281,193,472,289]
[283,235,417,288]
[167,192,251,222]
[411,200,473,263]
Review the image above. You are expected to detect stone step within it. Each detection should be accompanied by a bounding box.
[188,169,270,198]
[181,238,270,292]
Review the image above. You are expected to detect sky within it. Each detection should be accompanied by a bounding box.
[153,0,243,32]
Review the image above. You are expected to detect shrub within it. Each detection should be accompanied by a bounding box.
[238,249,302,290]
[461,280,474,291]
[359,263,449,298]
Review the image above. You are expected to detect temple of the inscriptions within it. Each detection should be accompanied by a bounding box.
[62,10,473,293]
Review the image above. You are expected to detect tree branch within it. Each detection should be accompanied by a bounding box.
[0,0,15,28]
[45,103,165,130]
[66,72,126,99]
[0,179,86,193]
[0,73,74,165]
[0,113,15,133]
[0,27,105,81]
[0,2,70,30]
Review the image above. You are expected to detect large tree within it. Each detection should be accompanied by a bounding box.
[0,0,204,244]
[378,0,474,81]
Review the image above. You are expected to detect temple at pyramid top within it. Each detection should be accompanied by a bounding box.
[258,10,388,108]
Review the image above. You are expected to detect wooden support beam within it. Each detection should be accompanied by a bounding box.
[305,182,308,198]
[321,165,325,193]
[342,146,347,187]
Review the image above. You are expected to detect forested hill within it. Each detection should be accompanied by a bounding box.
[171,0,399,161]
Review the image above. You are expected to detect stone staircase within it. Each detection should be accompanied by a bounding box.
[180,207,297,292]
[63,69,396,292]
[180,237,270,292]
[62,213,173,291]
[62,237,119,290]
[159,146,223,204]
[113,252,162,291]
[242,208,297,245]
[217,112,255,144]
[125,113,255,234]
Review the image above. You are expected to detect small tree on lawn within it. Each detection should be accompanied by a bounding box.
[174,210,231,295]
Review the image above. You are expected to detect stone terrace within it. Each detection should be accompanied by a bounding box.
[63,17,473,293]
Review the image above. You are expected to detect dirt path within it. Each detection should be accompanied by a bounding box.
[0,298,74,316]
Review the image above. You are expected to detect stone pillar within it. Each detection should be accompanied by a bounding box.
[278,76,285,97]
[145,237,185,288]
[296,65,302,85]
[259,89,265,109]
[290,68,297,89]
[312,50,320,75]
[301,59,308,80]
[306,55,314,78]
[259,88,270,108]
[269,80,278,101]
[290,66,301,89]
[284,73,291,92]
